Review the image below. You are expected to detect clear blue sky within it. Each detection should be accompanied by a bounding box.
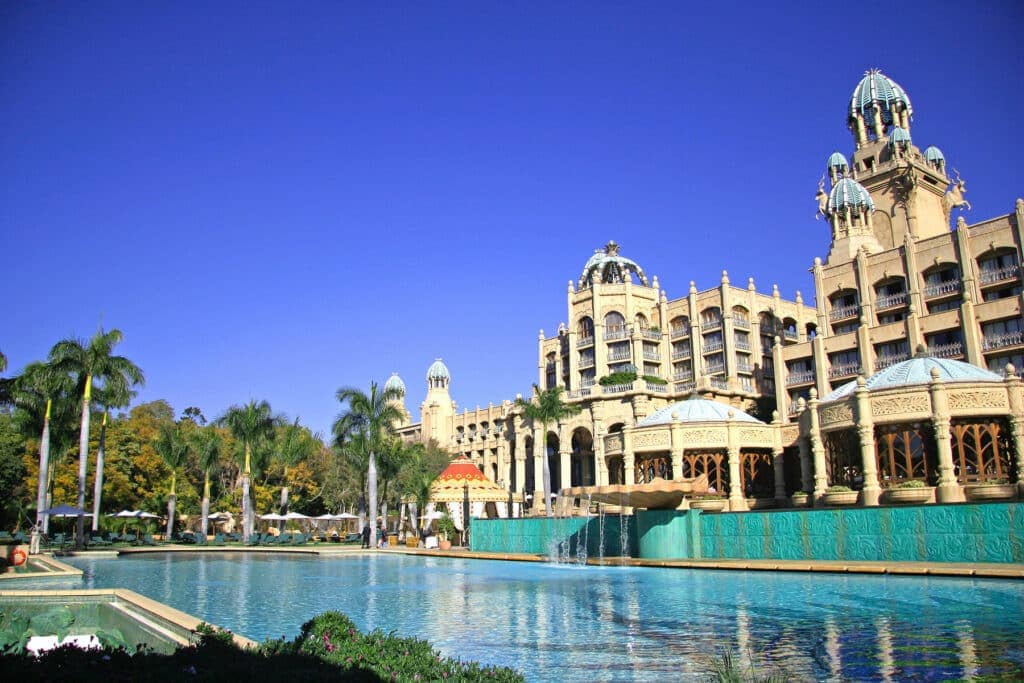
[3,1,1022,437]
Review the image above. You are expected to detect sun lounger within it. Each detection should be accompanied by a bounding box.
[213,534,225,546]
[141,534,158,546]
[88,536,111,547]
[194,533,207,545]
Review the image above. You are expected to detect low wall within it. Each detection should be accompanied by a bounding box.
[472,502,1024,564]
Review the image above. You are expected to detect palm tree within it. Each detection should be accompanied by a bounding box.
[515,385,581,516]
[333,382,403,549]
[190,429,222,538]
[218,400,277,543]
[48,328,144,546]
[272,418,319,530]
[90,377,136,531]
[153,423,189,539]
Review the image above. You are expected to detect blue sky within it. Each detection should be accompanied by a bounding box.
[2,1,1022,437]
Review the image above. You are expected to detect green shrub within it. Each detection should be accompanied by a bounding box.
[641,375,667,385]
[436,514,458,540]
[893,479,926,489]
[599,371,637,386]
[825,485,851,493]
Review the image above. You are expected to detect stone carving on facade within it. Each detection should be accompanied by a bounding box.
[738,428,770,445]
[603,433,624,454]
[820,403,854,426]
[947,390,1008,411]
[632,431,670,449]
[872,394,930,417]
[677,428,725,446]
[943,169,972,219]
[815,176,829,220]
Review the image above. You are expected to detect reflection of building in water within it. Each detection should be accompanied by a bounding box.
[390,69,1023,515]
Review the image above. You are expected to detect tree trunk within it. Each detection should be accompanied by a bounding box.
[76,375,93,548]
[279,484,289,533]
[166,472,177,539]
[541,422,553,517]
[33,402,52,551]
[356,493,366,539]
[367,452,378,549]
[91,412,108,532]
[242,473,252,543]
[408,501,419,539]
[200,472,211,538]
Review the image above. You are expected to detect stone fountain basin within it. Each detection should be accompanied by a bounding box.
[564,475,710,510]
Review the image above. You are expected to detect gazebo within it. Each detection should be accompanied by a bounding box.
[429,456,523,531]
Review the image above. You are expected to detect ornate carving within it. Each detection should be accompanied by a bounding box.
[820,404,853,425]
[676,428,725,445]
[947,390,1008,411]
[738,427,769,445]
[632,430,670,449]
[779,426,800,444]
[872,395,929,417]
[943,169,972,219]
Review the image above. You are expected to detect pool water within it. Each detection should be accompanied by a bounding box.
[50,554,1024,681]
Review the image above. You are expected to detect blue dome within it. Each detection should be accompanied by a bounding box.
[426,358,450,381]
[638,396,764,426]
[849,69,913,125]
[579,240,649,288]
[827,152,849,170]
[822,356,1003,402]
[924,146,945,163]
[888,126,911,145]
[384,372,406,395]
[828,178,874,213]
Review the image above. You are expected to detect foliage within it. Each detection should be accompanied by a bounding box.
[893,479,927,489]
[825,485,852,493]
[705,650,789,683]
[598,371,637,386]
[641,374,667,385]
[436,513,457,540]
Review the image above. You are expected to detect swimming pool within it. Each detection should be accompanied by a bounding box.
[51,553,1024,681]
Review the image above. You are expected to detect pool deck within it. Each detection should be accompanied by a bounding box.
[42,544,1024,579]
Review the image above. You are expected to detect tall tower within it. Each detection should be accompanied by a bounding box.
[420,358,456,447]
[384,372,409,427]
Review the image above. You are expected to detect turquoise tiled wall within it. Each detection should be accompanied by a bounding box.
[472,503,1024,564]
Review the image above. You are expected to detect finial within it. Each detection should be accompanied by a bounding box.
[748,277,755,291]
[857,375,867,387]
[1016,198,1024,213]
[1006,363,1017,378]
[814,256,822,266]
[809,387,818,400]
[772,284,780,297]
[652,275,660,290]
[795,290,803,305]
[771,410,779,423]
[721,270,729,284]
[660,291,667,303]
[568,280,575,293]
[671,410,679,421]
[914,343,929,357]
[689,280,697,294]
[956,216,966,229]
[930,367,941,380]
[538,329,544,339]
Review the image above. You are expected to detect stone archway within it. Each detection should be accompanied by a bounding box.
[571,427,595,487]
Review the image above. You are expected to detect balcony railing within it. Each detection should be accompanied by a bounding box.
[672,369,694,381]
[670,326,690,339]
[829,303,859,321]
[738,377,754,392]
[874,353,910,371]
[646,382,668,393]
[577,336,594,348]
[671,345,692,359]
[607,350,632,362]
[603,382,633,394]
[604,326,629,341]
[761,378,775,393]
[704,362,725,375]
[736,360,753,373]
[923,280,961,298]
[702,317,723,331]
[982,330,1024,351]
[783,329,799,341]
[674,380,696,393]
[927,341,963,358]
[827,362,861,379]
[786,369,815,386]
[734,339,751,352]
[706,376,729,390]
[703,339,724,353]
[875,291,908,310]
[732,315,750,330]
[979,263,1020,285]
[580,377,596,388]
[578,356,595,369]
[643,349,661,361]
[641,328,662,341]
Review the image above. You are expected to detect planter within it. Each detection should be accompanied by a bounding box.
[746,498,777,510]
[406,536,420,548]
[789,493,810,508]
[438,539,452,550]
[964,483,1017,501]
[885,487,933,505]
[821,490,859,506]
[689,498,727,512]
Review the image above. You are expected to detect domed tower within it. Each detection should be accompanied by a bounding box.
[848,69,913,146]
[420,359,456,448]
[827,152,850,183]
[578,240,649,289]
[821,168,883,264]
[924,146,945,173]
[384,372,409,426]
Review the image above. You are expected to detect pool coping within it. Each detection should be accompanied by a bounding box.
[0,554,84,581]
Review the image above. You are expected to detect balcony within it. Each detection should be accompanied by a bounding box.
[580,377,596,388]
[670,326,690,339]
[706,376,729,390]
[875,353,910,371]
[702,317,723,331]
[829,303,859,321]
[672,369,694,381]
[736,360,753,373]
[786,369,815,386]
[703,339,724,353]
[641,328,662,341]
[923,280,961,298]
[604,326,629,341]
[761,378,776,393]
[578,355,595,369]
[875,291,907,310]
[979,263,1020,285]
[983,330,1024,351]
[607,349,632,362]
[671,345,692,360]
[827,362,860,379]
[643,349,661,361]
[738,377,754,392]
[603,383,633,394]
[928,341,963,358]
[783,329,799,341]
[577,335,594,348]
[704,362,725,375]
[674,380,696,393]
[646,382,668,394]
[734,338,751,352]
[732,315,750,330]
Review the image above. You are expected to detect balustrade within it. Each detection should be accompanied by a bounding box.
[982,330,1024,350]
[875,291,908,310]
[927,341,963,358]
[979,263,1020,285]
[923,280,961,298]
[786,369,815,386]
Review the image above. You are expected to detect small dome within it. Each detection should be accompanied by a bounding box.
[827,152,849,170]
[888,126,912,146]
[924,146,945,163]
[579,240,649,288]
[822,355,1003,402]
[638,395,764,426]
[426,358,450,381]
[828,177,874,213]
[849,69,913,125]
[384,372,406,396]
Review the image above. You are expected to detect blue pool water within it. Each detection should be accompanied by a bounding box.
[46,553,1024,681]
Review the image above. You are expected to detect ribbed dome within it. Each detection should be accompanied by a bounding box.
[828,177,875,213]
[638,395,764,426]
[426,358,450,381]
[888,126,912,146]
[579,240,649,288]
[827,152,849,170]
[924,146,945,163]
[384,372,406,395]
[822,355,1003,403]
[849,69,913,125]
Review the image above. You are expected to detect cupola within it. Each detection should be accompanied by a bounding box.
[578,240,649,289]
[848,69,913,146]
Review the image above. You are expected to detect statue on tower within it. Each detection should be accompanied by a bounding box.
[943,169,972,220]
[815,176,829,220]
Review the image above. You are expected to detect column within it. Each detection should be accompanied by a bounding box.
[772,447,786,501]
[854,377,881,506]
[798,435,813,493]
[929,369,959,503]
[558,423,572,492]
[807,390,829,501]
[1005,367,1024,497]
[670,422,683,482]
[623,450,635,486]
[533,427,546,515]
[726,444,743,510]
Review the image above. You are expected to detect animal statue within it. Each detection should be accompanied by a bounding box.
[944,168,972,214]
[815,176,829,220]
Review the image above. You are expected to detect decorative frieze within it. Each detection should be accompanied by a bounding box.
[820,403,853,426]
[872,394,929,417]
[947,390,1008,411]
[632,431,670,449]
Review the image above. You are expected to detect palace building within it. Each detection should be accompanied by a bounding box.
[393,69,1023,514]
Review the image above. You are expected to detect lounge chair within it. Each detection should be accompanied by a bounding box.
[194,533,207,546]
[88,536,111,547]
[0,531,12,543]
[227,533,241,543]
[124,533,138,544]
[141,534,158,546]
[213,534,225,546]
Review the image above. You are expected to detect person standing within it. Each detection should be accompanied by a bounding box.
[361,524,371,549]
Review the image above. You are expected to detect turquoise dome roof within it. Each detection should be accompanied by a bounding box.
[426,358,450,381]
[849,69,912,125]
[924,146,945,163]
[384,372,406,395]
[638,395,764,426]
[579,240,649,288]
[827,152,849,170]
[828,178,874,213]
[888,126,911,145]
[822,355,1003,403]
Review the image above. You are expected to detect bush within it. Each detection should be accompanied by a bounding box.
[436,514,458,540]
[893,479,926,489]
[825,485,851,493]
[641,375,667,385]
[598,371,637,386]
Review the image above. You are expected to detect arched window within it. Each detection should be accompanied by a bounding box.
[670,316,690,338]
[578,316,594,339]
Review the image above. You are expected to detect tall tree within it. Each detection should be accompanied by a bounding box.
[190,428,222,539]
[397,439,449,537]
[333,382,403,549]
[218,400,277,542]
[90,377,136,531]
[48,328,144,546]
[153,423,189,539]
[273,418,319,522]
[515,385,581,516]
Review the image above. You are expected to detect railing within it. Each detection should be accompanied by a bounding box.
[736,361,753,373]
[789,402,803,416]
[702,317,723,331]
[761,378,775,393]
[674,380,696,393]
[928,341,963,358]
[641,328,662,341]
[672,370,694,381]
[761,342,774,355]
[670,326,689,339]
[642,349,661,361]
[738,377,754,392]
[827,362,860,379]
[646,382,668,393]
[707,376,729,390]
[732,315,750,330]
[979,263,1020,285]
[783,329,799,341]
[786,369,815,386]
[875,291,908,310]
[874,353,910,371]
[734,339,751,352]
[703,339,724,353]
[923,280,961,298]
[671,346,692,359]
[828,303,859,321]
[607,350,632,362]
[580,377,596,388]
[704,362,725,375]
[603,382,633,394]
[604,326,629,341]
[578,355,595,369]
[982,330,1024,350]
[576,336,594,348]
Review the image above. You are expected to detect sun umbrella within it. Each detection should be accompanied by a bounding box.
[259,513,286,521]
[207,512,232,521]
[41,504,92,517]
[283,512,309,520]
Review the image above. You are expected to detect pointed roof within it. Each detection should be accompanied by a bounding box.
[429,456,511,502]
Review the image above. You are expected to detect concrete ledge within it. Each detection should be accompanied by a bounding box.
[0,553,84,581]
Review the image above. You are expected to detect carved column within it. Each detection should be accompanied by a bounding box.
[928,369,959,503]
[726,446,744,510]
[670,421,683,482]
[622,427,635,486]
[808,390,829,502]
[772,446,786,501]
[558,422,572,493]
[798,435,813,494]
[853,377,880,505]
[533,426,546,515]
[1005,367,1024,497]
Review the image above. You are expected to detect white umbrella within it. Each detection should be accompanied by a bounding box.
[138,511,160,519]
[208,512,232,521]
[283,512,309,520]
[41,504,92,517]
[335,512,358,519]
[260,513,286,521]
